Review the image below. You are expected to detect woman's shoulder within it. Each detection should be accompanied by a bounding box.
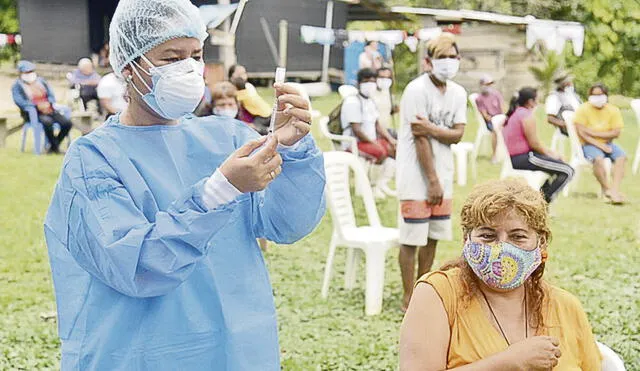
[417,268,464,297]
[545,283,587,315]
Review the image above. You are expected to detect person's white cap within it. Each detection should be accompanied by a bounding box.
[480,74,494,85]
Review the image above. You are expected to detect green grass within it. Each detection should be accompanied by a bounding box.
[1,92,639,370]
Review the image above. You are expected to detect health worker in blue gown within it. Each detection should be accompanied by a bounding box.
[43,0,326,369]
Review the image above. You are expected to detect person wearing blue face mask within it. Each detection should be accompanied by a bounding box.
[43,0,325,369]
[400,179,602,371]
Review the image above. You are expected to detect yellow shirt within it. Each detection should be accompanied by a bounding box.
[418,268,602,370]
[573,103,624,144]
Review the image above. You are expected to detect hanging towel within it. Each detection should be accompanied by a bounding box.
[300,25,336,45]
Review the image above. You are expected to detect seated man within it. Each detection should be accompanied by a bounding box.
[341,68,397,197]
[67,58,102,110]
[545,73,581,136]
[97,70,127,118]
[475,74,504,162]
[11,60,73,154]
[574,83,626,204]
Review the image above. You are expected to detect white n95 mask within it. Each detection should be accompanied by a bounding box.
[588,95,607,108]
[213,107,238,118]
[359,82,377,98]
[21,72,38,84]
[130,57,205,120]
[431,58,460,82]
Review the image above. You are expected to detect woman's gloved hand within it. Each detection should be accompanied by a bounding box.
[219,135,283,193]
[273,83,312,146]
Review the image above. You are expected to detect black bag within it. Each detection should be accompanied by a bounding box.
[327,102,344,135]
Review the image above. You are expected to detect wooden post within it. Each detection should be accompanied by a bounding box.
[279,20,288,68]
[321,0,334,83]
[0,117,7,148]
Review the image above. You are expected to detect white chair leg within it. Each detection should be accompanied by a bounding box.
[455,150,467,186]
[633,140,640,175]
[344,248,359,290]
[364,246,387,316]
[321,237,338,298]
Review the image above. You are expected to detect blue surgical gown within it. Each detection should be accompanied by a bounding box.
[43,114,326,370]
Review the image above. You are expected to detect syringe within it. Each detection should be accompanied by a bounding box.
[268,67,286,134]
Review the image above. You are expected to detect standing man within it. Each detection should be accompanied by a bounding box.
[11,60,73,154]
[474,74,504,162]
[545,73,581,135]
[396,33,467,311]
[372,67,398,135]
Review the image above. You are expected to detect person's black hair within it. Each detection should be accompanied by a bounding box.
[365,40,376,47]
[357,68,377,84]
[588,82,609,96]
[228,64,244,80]
[377,67,392,75]
[506,87,537,120]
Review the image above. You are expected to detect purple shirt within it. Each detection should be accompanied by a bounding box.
[68,69,101,86]
[503,106,533,156]
[475,89,504,122]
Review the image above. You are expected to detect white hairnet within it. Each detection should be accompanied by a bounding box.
[109,0,208,77]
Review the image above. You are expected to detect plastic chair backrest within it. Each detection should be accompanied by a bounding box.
[318,116,359,156]
[492,115,512,174]
[562,111,586,163]
[597,341,626,371]
[338,85,358,99]
[630,99,640,126]
[323,152,382,234]
[468,93,489,134]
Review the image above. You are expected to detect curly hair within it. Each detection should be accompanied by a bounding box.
[441,178,551,331]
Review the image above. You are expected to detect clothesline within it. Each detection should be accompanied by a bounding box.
[0,34,22,47]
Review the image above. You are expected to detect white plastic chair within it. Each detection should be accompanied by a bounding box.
[550,127,568,158]
[451,141,474,186]
[469,93,494,179]
[630,99,640,175]
[561,111,611,197]
[597,341,626,371]
[321,151,400,316]
[494,114,550,190]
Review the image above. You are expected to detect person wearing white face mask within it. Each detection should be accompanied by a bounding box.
[545,73,582,136]
[372,67,399,135]
[43,0,325,369]
[396,33,467,311]
[11,60,74,154]
[341,68,397,198]
[574,83,627,204]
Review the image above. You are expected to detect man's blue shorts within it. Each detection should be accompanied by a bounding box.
[582,143,626,162]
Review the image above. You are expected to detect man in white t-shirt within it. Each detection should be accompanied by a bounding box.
[97,72,127,117]
[396,33,467,310]
[341,68,397,197]
[545,73,581,136]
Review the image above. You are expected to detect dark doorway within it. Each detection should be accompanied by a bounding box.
[88,0,119,54]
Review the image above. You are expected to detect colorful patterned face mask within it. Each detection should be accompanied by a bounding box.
[463,239,542,290]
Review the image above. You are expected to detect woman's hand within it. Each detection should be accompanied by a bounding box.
[219,136,283,193]
[273,83,312,146]
[503,336,562,371]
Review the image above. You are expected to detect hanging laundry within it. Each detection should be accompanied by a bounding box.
[300,25,336,45]
[526,21,584,56]
[404,35,418,52]
[0,34,7,47]
[7,34,15,45]
[348,30,405,48]
[14,34,22,45]
[417,27,442,41]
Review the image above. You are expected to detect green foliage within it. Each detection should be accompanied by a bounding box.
[0,90,639,369]
[0,0,19,63]
[528,49,564,97]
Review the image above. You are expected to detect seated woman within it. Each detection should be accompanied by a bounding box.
[400,179,602,370]
[502,87,574,203]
